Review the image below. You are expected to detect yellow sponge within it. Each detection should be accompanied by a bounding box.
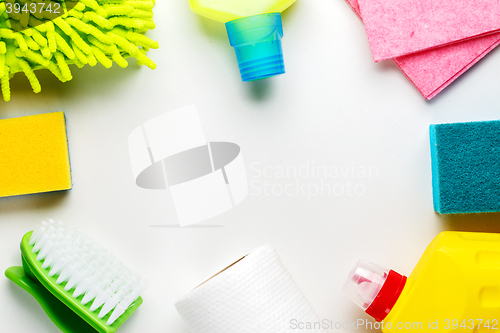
[0,112,72,198]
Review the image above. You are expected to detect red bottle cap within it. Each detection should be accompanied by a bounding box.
[343,260,407,322]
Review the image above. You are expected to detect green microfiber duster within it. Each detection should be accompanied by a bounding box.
[0,0,158,102]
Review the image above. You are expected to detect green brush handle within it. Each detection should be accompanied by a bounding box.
[5,266,98,333]
[5,231,143,333]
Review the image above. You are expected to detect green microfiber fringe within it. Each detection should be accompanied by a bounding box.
[0,0,158,101]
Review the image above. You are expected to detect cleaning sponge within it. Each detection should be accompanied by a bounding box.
[430,120,500,214]
[0,112,72,198]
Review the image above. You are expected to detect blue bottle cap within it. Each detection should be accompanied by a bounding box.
[225,13,285,82]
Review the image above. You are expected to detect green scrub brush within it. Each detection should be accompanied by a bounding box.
[0,0,159,102]
[5,219,149,333]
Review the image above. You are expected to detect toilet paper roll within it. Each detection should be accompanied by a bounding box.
[175,245,322,333]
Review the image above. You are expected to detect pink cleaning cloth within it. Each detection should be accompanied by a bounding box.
[346,0,500,100]
[357,0,500,62]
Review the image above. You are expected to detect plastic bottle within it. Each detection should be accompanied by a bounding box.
[189,0,297,81]
[344,231,500,332]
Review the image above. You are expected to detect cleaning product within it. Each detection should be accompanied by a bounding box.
[430,120,500,214]
[0,112,72,198]
[0,0,158,102]
[189,0,297,81]
[344,231,500,332]
[175,245,322,333]
[5,219,148,333]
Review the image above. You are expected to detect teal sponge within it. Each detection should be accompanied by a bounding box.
[430,120,500,214]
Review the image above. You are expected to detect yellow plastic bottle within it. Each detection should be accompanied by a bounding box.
[344,231,500,332]
[189,0,297,81]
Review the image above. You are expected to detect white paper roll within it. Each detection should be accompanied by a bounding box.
[175,245,323,333]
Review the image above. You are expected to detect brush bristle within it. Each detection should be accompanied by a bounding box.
[29,219,148,326]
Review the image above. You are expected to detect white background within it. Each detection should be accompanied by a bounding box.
[2,0,500,332]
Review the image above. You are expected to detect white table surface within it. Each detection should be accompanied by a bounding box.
[2,1,500,332]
